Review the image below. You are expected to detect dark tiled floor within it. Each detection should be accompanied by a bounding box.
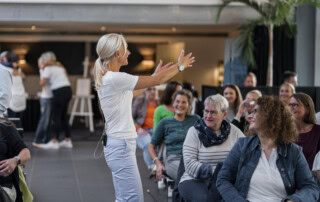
[23,129,170,202]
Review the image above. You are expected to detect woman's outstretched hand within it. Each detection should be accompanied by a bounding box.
[152,60,175,76]
[178,50,195,69]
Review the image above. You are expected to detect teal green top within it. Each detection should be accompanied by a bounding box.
[151,115,200,157]
[153,105,174,130]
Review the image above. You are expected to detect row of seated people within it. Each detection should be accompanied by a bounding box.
[132,79,320,201]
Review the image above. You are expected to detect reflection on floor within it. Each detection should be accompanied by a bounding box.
[23,129,169,202]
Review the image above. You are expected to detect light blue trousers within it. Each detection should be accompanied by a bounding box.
[104,136,144,202]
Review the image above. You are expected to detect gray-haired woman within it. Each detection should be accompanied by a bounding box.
[94,33,195,202]
[178,94,244,201]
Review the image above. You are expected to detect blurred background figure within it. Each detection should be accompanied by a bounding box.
[178,94,244,202]
[279,82,295,105]
[243,72,257,87]
[0,51,27,125]
[33,57,53,144]
[34,51,73,149]
[223,84,243,122]
[182,81,203,117]
[232,90,262,132]
[149,90,200,181]
[316,112,320,125]
[153,81,182,130]
[283,71,298,87]
[289,93,320,170]
[132,87,159,172]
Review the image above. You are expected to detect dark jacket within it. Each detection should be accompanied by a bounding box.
[217,136,319,202]
[132,95,158,127]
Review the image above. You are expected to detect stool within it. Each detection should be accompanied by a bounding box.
[69,78,94,132]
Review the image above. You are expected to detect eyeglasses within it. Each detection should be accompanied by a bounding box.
[288,103,300,108]
[249,108,258,115]
[203,110,218,115]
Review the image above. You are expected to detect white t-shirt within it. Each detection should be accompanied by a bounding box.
[98,71,139,139]
[316,112,320,125]
[42,66,70,90]
[247,148,287,202]
[39,69,53,98]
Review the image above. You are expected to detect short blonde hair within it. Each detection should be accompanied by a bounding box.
[94,33,127,89]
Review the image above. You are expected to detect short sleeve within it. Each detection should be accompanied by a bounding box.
[42,68,50,79]
[110,72,138,91]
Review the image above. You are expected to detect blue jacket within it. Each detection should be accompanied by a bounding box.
[217,136,319,202]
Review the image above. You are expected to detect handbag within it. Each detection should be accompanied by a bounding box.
[0,186,14,202]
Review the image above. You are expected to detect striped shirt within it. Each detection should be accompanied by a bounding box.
[180,124,244,183]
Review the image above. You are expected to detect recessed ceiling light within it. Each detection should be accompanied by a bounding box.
[31,25,36,30]
[100,26,106,31]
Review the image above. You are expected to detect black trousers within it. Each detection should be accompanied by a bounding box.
[51,86,72,140]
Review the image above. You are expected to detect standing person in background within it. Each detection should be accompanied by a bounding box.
[94,33,195,202]
[34,51,73,149]
[279,82,295,105]
[0,52,27,125]
[223,84,243,122]
[132,87,159,172]
[153,81,182,130]
[283,71,298,87]
[33,57,53,145]
[243,72,257,87]
[289,93,320,170]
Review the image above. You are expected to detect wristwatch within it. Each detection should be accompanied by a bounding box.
[14,156,21,165]
[177,63,185,72]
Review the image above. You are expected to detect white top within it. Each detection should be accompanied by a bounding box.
[3,67,27,112]
[312,151,320,171]
[98,71,138,139]
[0,64,12,117]
[42,65,70,90]
[247,148,287,202]
[39,69,53,98]
[316,112,320,125]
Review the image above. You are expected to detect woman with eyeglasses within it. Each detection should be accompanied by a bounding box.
[178,94,244,201]
[217,96,319,202]
[289,93,320,170]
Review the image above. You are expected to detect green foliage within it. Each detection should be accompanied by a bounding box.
[216,0,320,68]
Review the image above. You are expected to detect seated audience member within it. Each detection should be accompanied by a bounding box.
[279,82,295,105]
[178,94,244,201]
[289,93,320,170]
[0,69,31,202]
[243,72,257,87]
[182,82,203,117]
[283,71,298,87]
[149,90,200,181]
[217,96,319,202]
[132,87,159,171]
[223,84,243,122]
[153,81,182,130]
[232,90,262,132]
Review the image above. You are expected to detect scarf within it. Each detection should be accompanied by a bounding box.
[194,119,231,147]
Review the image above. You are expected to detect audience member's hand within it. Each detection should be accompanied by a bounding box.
[0,158,18,177]
[152,60,174,76]
[137,128,149,136]
[155,161,166,181]
[178,50,195,69]
[235,99,248,120]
